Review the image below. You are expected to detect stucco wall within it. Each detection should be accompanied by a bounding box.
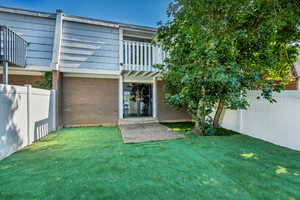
[221,91,300,151]
[62,77,119,127]
[157,81,191,122]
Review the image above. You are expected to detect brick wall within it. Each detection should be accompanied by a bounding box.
[62,77,119,127]
[157,81,192,122]
[0,74,43,86]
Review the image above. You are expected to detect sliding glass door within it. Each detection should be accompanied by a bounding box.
[123,83,153,118]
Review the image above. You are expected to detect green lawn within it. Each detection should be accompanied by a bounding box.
[0,124,299,200]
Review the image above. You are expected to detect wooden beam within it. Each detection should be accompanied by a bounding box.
[132,71,140,77]
[147,71,159,78]
[143,71,152,77]
[127,71,134,76]
[134,71,144,77]
[140,71,149,77]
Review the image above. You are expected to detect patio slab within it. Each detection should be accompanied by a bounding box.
[119,123,185,143]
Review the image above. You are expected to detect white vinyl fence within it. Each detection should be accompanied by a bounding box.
[221,91,300,151]
[0,84,56,160]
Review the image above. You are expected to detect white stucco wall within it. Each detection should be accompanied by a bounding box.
[221,91,300,151]
[0,84,56,160]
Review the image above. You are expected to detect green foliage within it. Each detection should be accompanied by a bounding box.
[156,0,300,134]
[34,72,52,89]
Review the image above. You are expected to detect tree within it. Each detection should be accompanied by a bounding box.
[34,72,52,90]
[156,0,300,135]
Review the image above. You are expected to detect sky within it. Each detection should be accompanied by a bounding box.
[0,0,172,27]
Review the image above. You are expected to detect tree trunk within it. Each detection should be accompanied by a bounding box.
[193,99,205,136]
[213,100,224,128]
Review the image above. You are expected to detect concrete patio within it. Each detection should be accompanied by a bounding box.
[119,123,185,143]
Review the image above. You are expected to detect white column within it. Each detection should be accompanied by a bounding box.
[3,62,8,85]
[119,29,123,70]
[50,9,64,70]
[119,75,123,119]
[153,77,157,118]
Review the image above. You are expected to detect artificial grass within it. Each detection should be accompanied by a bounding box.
[162,122,238,136]
[0,125,299,200]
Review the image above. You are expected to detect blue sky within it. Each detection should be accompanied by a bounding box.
[0,0,172,27]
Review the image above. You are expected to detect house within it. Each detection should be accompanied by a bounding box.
[0,6,191,128]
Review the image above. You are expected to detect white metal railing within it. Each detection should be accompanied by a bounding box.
[121,40,166,72]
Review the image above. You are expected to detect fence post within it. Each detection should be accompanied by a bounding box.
[25,84,32,145]
[239,109,243,132]
[50,89,57,132]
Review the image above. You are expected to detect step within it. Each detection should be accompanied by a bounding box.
[119,117,159,125]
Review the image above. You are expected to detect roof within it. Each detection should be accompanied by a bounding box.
[0,5,157,33]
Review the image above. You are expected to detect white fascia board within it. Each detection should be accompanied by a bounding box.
[63,73,119,79]
[59,67,121,75]
[25,65,52,72]
[123,76,154,83]
[0,6,55,19]
[120,24,157,33]
[0,67,44,76]
[63,15,119,29]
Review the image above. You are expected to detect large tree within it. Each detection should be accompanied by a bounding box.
[156,0,300,135]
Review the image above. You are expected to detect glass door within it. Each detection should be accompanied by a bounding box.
[123,83,153,118]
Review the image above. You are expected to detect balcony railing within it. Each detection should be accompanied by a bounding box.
[122,40,166,72]
[0,26,28,67]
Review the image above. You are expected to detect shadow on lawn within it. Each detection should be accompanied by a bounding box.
[161,122,238,136]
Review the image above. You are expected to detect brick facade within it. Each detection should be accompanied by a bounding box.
[157,81,192,122]
[0,74,43,86]
[62,77,119,127]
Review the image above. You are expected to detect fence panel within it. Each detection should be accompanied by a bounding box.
[221,91,300,151]
[0,84,56,160]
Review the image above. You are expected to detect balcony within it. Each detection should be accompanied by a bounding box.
[0,26,28,84]
[121,40,166,76]
[0,26,28,67]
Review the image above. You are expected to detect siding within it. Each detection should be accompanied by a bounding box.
[60,21,119,70]
[0,11,55,68]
